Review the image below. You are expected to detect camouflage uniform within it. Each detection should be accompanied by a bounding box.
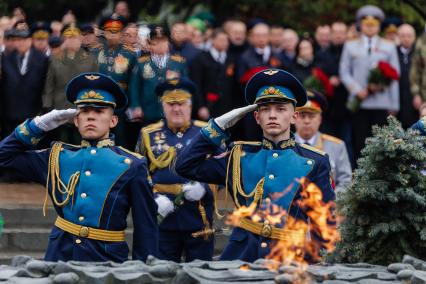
[410,33,426,102]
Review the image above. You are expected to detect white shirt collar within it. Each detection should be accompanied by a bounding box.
[294,132,318,146]
[254,45,271,63]
[209,47,226,64]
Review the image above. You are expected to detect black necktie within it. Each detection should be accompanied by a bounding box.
[18,54,24,70]
[304,141,311,146]
[368,38,372,55]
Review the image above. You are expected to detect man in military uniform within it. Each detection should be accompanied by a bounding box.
[294,90,352,193]
[176,69,335,262]
[339,5,400,162]
[30,21,51,56]
[410,30,426,113]
[135,78,216,262]
[0,73,158,262]
[96,14,137,148]
[42,23,98,144]
[129,25,188,126]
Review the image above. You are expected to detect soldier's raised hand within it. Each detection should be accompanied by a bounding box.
[33,109,77,132]
[214,104,257,130]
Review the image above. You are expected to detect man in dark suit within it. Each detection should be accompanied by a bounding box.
[190,28,236,120]
[0,22,48,138]
[396,24,417,129]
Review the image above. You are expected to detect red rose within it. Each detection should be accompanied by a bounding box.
[312,67,334,97]
[377,61,399,81]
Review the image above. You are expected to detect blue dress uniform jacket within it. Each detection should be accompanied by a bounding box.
[129,54,188,124]
[135,120,215,261]
[176,120,335,262]
[0,119,158,262]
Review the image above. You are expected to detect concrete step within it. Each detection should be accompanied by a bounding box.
[0,252,45,265]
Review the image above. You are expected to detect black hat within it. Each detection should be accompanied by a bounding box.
[48,36,63,48]
[12,21,30,38]
[148,24,169,40]
[79,23,94,34]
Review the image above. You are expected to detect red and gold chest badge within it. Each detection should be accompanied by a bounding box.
[113,54,130,74]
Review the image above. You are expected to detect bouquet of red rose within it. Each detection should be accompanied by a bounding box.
[303,67,334,98]
[367,61,399,93]
[347,61,399,113]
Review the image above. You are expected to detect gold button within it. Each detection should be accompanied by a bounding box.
[75,239,81,244]
[307,160,313,165]
[79,216,85,221]
[81,193,87,198]
[124,158,131,165]
[90,149,96,155]
[269,174,275,180]
[273,153,278,158]
[79,226,89,238]
[261,242,267,248]
[85,170,91,176]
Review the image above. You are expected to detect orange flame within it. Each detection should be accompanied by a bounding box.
[226,178,339,270]
[268,178,339,265]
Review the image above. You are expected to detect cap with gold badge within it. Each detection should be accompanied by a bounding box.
[296,90,328,113]
[155,77,196,103]
[65,72,128,110]
[245,69,307,107]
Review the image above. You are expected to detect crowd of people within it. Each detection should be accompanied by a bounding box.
[0,2,425,169]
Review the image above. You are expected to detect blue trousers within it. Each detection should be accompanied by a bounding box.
[158,229,214,262]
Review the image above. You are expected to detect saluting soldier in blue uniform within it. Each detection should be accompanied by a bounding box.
[176,69,335,262]
[0,73,158,262]
[129,25,188,126]
[135,78,216,262]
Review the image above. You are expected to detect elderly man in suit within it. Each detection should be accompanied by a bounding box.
[339,5,400,162]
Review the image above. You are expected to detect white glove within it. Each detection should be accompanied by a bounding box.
[155,195,174,218]
[33,109,77,132]
[214,104,257,130]
[183,182,206,201]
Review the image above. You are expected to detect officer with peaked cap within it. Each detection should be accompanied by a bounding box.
[340,4,400,162]
[294,90,352,193]
[95,14,137,148]
[31,21,52,55]
[176,69,335,262]
[135,77,217,262]
[129,24,188,126]
[0,72,158,262]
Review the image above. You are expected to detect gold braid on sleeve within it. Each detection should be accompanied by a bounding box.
[43,143,80,216]
[228,144,264,209]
